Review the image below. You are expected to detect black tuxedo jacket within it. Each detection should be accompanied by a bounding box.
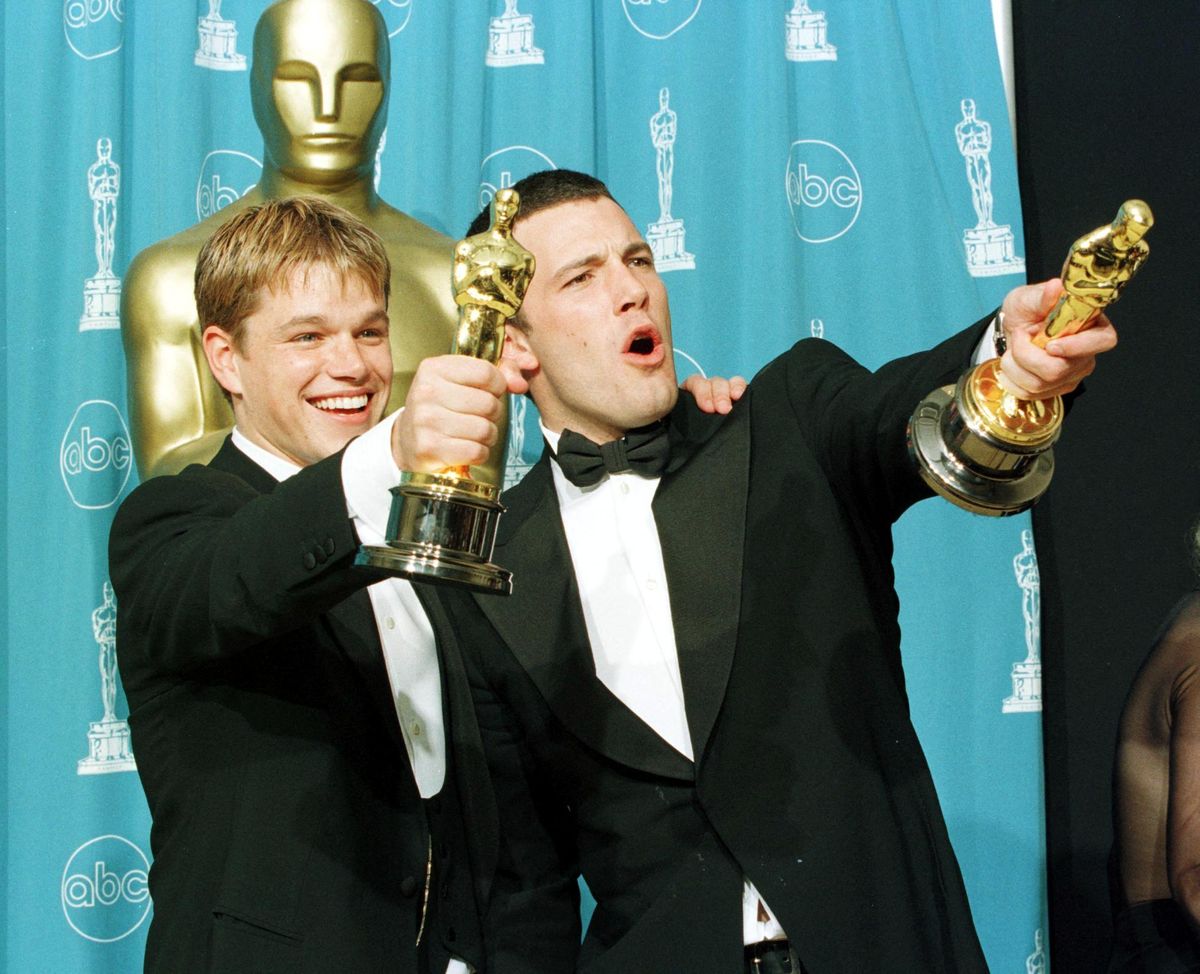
[443,321,995,973]
[110,438,496,973]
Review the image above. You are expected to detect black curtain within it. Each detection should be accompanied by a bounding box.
[1012,3,1200,969]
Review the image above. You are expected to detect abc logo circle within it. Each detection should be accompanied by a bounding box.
[784,140,863,243]
[369,0,413,37]
[63,0,124,61]
[61,834,150,943]
[621,0,702,40]
[196,150,262,221]
[60,400,133,510]
[478,146,556,211]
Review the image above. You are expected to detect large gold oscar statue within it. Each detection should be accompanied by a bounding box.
[909,200,1153,515]
[357,189,534,595]
[121,0,503,480]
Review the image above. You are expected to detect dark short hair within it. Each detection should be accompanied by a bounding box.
[466,169,616,237]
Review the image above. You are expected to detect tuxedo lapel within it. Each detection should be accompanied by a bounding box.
[475,457,693,782]
[654,396,750,762]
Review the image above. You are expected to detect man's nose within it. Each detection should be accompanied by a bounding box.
[325,334,369,378]
[613,263,650,314]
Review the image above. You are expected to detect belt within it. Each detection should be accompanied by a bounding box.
[744,939,801,974]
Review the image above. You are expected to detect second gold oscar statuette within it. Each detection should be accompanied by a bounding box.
[908,200,1153,516]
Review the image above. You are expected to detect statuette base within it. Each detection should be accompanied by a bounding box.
[908,383,1055,517]
[356,471,512,596]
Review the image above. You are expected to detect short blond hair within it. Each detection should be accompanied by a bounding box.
[195,196,390,347]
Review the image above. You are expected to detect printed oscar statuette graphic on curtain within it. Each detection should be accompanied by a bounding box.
[957,97,1025,278]
[4,3,1044,968]
[77,582,137,775]
[194,0,247,71]
[80,138,122,332]
[486,0,544,68]
[645,87,695,272]
[1004,530,1043,714]
[785,0,837,62]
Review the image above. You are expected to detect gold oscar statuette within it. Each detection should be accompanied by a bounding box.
[356,189,534,594]
[909,199,1153,516]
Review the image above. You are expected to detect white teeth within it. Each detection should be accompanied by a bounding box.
[312,395,368,411]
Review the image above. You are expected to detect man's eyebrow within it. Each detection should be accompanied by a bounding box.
[270,314,326,336]
[551,242,652,282]
[270,307,388,336]
[550,252,603,283]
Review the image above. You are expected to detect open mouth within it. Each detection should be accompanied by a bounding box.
[623,326,665,365]
[309,393,372,418]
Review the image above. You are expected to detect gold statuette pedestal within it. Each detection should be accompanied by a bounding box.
[910,199,1153,516]
[357,189,534,595]
[365,471,509,593]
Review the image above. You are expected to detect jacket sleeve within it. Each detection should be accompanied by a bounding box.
[758,313,992,526]
[109,452,374,682]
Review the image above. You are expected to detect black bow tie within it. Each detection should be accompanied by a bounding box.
[553,423,670,487]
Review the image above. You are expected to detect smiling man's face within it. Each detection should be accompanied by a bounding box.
[207,263,392,467]
[504,197,678,444]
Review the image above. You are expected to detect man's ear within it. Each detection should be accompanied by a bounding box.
[202,325,243,399]
[502,325,539,374]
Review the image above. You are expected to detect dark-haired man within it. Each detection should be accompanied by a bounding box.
[420,169,1119,972]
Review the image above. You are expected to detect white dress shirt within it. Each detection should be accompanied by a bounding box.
[232,425,469,974]
[543,425,788,946]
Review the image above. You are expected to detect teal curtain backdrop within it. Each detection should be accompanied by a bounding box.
[4,1,1047,969]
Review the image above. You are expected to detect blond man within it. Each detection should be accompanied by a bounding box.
[110,197,503,974]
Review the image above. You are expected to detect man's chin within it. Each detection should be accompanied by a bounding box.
[621,384,678,430]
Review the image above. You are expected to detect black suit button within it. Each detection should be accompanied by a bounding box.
[313,545,328,564]
[323,538,335,555]
[446,927,456,943]
[303,552,317,570]
[400,875,418,897]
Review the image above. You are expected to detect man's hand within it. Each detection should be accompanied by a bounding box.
[682,373,747,414]
[998,278,1118,399]
[393,355,514,472]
